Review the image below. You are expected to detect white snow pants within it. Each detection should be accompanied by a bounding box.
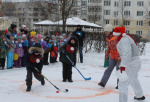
[118,59,144,102]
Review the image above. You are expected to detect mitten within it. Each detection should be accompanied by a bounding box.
[105,55,109,60]
[63,51,67,55]
[120,67,125,73]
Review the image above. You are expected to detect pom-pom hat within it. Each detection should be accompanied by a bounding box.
[113,27,126,36]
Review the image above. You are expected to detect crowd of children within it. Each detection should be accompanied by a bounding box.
[0,24,73,70]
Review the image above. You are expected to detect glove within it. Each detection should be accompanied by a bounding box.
[37,70,41,75]
[120,67,125,73]
[105,56,109,60]
[62,51,67,55]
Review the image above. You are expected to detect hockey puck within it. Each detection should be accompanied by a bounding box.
[56,91,59,93]
[66,89,68,92]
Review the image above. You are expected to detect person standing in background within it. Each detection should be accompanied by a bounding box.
[72,25,85,63]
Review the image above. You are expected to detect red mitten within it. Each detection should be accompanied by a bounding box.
[37,73,41,76]
[120,67,125,73]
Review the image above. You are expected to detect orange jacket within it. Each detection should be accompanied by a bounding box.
[106,36,119,60]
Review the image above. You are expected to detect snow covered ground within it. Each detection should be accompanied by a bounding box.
[0,43,150,102]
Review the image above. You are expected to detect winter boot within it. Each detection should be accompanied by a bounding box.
[98,82,105,88]
[115,86,118,89]
[26,86,31,92]
[41,79,45,85]
[134,96,145,100]
[68,80,73,82]
[62,79,67,82]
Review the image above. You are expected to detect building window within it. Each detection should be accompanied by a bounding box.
[114,20,118,25]
[126,30,130,34]
[136,31,142,36]
[137,11,143,16]
[104,10,110,15]
[148,31,150,37]
[104,1,111,6]
[105,19,110,24]
[124,11,130,16]
[73,11,78,15]
[124,1,131,6]
[124,21,130,25]
[114,1,119,6]
[137,21,143,26]
[137,1,144,6]
[149,21,150,26]
[81,0,87,6]
[81,10,87,15]
[114,11,118,16]
[74,1,78,7]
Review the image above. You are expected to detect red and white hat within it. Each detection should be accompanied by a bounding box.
[113,27,126,36]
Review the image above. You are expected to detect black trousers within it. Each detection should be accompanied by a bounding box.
[62,63,72,80]
[26,69,44,87]
[0,58,5,68]
[43,53,49,64]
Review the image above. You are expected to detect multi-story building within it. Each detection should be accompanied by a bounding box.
[2,1,54,30]
[70,0,102,26]
[102,0,150,39]
[0,0,2,17]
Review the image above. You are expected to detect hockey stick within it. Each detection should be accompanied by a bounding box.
[34,68,68,92]
[65,54,91,81]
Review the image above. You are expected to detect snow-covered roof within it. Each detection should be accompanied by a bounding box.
[34,20,55,26]
[54,17,102,28]
[34,17,102,28]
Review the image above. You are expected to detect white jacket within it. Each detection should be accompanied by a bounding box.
[117,34,141,71]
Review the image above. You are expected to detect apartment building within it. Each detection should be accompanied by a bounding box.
[0,0,2,17]
[2,1,54,30]
[70,0,102,25]
[102,0,150,39]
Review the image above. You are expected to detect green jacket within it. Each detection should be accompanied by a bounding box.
[0,39,6,58]
[60,43,77,65]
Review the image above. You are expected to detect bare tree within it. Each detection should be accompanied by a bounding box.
[114,0,131,26]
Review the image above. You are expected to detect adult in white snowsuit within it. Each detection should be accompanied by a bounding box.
[113,27,145,102]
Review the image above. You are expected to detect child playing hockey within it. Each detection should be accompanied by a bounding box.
[60,36,78,82]
[25,43,45,92]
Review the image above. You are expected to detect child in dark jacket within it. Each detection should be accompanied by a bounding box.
[60,36,78,82]
[25,43,45,92]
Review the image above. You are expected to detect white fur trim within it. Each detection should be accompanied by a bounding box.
[122,33,127,36]
[113,32,121,36]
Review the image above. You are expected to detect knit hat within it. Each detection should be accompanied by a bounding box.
[51,35,55,38]
[113,27,126,36]
[17,36,22,40]
[33,43,42,48]
[22,34,26,38]
[10,24,17,29]
[22,25,26,28]
[30,31,36,36]
[104,24,113,32]
[77,25,81,27]
[5,29,9,34]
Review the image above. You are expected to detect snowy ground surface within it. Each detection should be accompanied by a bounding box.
[0,43,150,102]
